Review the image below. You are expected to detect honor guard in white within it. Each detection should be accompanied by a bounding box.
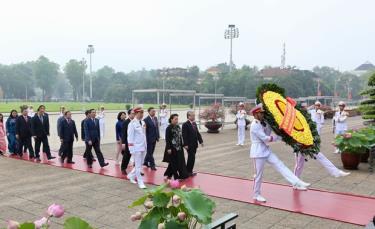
[293,103,350,178]
[159,103,168,139]
[333,101,348,135]
[236,102,247,146]
[97,106,106,139]
[308,101,324,135]
[250,104,310,203]
[127,107,147,189]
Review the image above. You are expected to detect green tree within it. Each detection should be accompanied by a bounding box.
[64,59,87,101]
[360,72,375,121]
[33,56,59,101]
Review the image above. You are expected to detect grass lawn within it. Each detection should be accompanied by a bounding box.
[0,102,191,113]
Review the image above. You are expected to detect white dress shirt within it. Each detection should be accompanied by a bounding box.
[127,118,147,153]
[250,120,279,158]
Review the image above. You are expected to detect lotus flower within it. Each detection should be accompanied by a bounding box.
[34,217,48,229]
[130,215,138,222]
[158,223,165,229]
[172,195,181,205]
[135,211,142,220]
[169,180,180,189]
[344,133,352,139]
[7,220,20,229]
[177,212,186,221]
[180,185,188,191]
[47,204,64,218]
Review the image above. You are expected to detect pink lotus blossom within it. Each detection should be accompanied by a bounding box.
[177,212,186,221]
[344,133,352,139]
[130,215,138,222]
[169,180,180,189]
[144,200,154,209]
[7,220,20,229]
[47,204,64,218]
[34,217,48,229]
[158,223,165,229]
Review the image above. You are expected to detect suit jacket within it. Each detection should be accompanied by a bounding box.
[31,114,50,137]
[60,119,78,142]
[144,116,160,144]
[121,118,131,147]
[15,115,32,138]
[182,120,203,149]
[84,118,100,142]
[81,118,87,141]
[57,116,65,137]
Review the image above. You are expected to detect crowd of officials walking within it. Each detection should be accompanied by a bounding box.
[0,104,204,189]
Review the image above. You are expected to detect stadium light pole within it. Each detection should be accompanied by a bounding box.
[224,25,239,72]
[213,75,219,104]
[87,45,95,100]
[80,58,86,102]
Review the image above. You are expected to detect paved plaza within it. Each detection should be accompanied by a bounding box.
[0,115,372,228]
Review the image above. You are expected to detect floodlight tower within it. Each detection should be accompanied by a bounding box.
[224,25,239,72]
[87,45,95,99]
[281,42,286,69]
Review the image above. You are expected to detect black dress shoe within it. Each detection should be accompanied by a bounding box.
[88,164,92,168]
[189,172,197,177]
[121,170,127,175]
[29,156,34,160]
[36,158,41,162]
[67,161,75,164]
[141,172,144,176]
[151,167,157,171]
[100,162,109,168]
[48,156,56,160]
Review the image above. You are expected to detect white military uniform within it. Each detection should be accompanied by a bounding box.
[97,110,105,139]
[159,108,168,139]
[127,118,147,188]
[294,108,349,177]
[333,110,348,135]
[236,109,247,145]
[250,119,305,199]
[309,109,324,135]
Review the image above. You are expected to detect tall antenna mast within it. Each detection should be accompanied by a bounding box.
[281,42,286,69]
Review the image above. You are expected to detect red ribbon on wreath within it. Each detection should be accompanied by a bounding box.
[280,97,297,135]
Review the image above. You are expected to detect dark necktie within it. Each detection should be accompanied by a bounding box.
[24,116,28,122]
[192,122,197,131]
[39,115,43,124]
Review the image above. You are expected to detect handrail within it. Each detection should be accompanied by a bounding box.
[204,213,238,229]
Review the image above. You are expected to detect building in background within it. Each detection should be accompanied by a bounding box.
[352,61,375,76]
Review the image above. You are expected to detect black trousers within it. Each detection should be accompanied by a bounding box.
[121,148,131,172]
[61,140,74,162]
[186,147,197,174]
[144,141,156,167]
[86,140,105,166]
[18,137,34,157]
[34,136,52,159]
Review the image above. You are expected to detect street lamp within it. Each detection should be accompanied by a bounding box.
[160,68,168,103]
[213,75,219,104]
[87,45,95,100]
[224,25,239,72]
[80,58,86,102]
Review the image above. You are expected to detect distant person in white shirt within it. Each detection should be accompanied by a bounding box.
[236,102,247,146]
[97,106,105,139]
[308,101,324,135]
[27,105,35,117]
[159,103,168,139]
[333,101,348,153]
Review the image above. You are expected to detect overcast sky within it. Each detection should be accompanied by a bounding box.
[0,0,374,72]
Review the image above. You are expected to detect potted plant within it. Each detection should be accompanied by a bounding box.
[199,103,225,133]
[335,131,369,169]
[129,180,216,229]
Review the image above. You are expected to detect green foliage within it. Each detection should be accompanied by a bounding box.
[33,56,59,100]
[335,126,375,154]
[129,184,216,229]
[64,217,94,229]
[360,73,375,121]
[64,59,87,101]
[19,223,35,229]
[256,83,320,158]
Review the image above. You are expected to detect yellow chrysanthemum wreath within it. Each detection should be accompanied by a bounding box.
[262,91,314,146]
[256,83,320,158]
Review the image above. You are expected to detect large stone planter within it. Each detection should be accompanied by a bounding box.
[205,121,222,133]
[341,152,361,170]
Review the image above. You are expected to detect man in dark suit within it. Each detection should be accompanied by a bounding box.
[81,110,94,160]
[143,107,160,170]
[182,111,203,176]
[121,109,135,175]
[16,105,35,158]
[59,111,78,164]
[31,105,55,161]
[84,109,109,168]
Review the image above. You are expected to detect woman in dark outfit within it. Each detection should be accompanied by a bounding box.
[163,114,189,180]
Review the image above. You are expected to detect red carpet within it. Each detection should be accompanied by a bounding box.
[7,152,375,226]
